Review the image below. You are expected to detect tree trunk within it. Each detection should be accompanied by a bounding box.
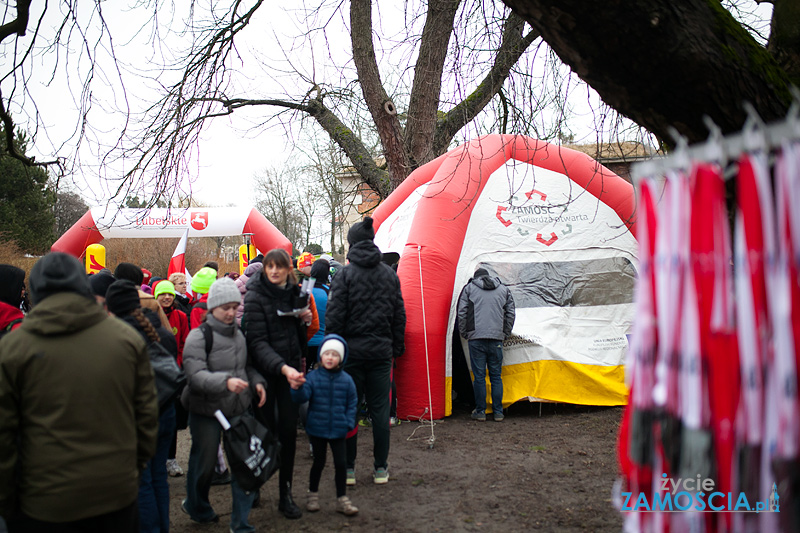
[502,0,793,144]
[351,0,410,191]
[405,0,461,169]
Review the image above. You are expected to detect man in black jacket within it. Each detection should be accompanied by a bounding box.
[326,217,406,486]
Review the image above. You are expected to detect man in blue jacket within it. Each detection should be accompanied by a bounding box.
[457,267,516,422]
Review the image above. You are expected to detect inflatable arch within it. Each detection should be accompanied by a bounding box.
[52,207,291,257]
[372,134,637,419]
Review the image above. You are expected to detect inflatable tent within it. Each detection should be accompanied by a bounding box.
[372,135,637,419]
[52,207,291,257]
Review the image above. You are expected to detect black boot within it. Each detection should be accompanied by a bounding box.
[278,481,302,519]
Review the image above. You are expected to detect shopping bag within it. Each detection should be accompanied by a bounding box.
[215,410,281,492]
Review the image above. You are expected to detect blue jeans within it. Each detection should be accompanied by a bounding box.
[139,404,175,532]
[468,339,504,415]
[185,412,256,533]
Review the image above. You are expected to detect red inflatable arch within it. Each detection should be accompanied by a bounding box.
[372,135,637,419]
[52,207,291,257]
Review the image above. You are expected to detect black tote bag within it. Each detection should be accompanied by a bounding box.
[216,410,281,492]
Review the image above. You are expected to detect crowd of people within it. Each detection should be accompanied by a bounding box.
[0,216,517,532]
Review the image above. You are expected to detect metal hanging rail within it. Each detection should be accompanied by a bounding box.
[631,90,800,183]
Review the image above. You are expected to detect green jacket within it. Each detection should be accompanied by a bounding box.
[0,292,159,522]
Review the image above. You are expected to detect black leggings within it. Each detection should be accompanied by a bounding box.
[308,435,347,497]
[258,376,299,487]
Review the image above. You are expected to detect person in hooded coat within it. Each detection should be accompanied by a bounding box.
[181,278,267,531]
[0,253,158,531]
[325,217,406,486]
[457,267,516,422]
[0,265,26,335]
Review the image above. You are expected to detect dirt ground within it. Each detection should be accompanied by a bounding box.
[168,401,624,532]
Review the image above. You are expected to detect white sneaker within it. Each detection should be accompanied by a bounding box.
[166,458,184,477]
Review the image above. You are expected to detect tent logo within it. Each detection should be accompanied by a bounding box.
[190,211,209,231]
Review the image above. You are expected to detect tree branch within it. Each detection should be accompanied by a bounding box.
[350,0,409,190]
[503,0,792,144]
[405,0,461,168]
[433,11,538,156]
[0,0,31,41]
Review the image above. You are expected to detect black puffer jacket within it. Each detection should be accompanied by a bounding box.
[242,270,307,376]
[326,240,406,360]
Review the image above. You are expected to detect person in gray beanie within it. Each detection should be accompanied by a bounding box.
[181,277,267,529]
[0,252,158,530]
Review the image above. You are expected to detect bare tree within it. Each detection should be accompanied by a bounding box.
[53,189,89,238]
[297,136,357,255]
[253,166,306,251]
[114,1,540,200]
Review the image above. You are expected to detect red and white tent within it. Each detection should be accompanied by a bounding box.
[52,207,291,257]
[372,135,637,419]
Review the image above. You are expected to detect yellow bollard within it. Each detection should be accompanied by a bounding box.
[85,244,106,274]
[239,244,257,275]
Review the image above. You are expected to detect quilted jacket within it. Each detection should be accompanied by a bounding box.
[242,270,307,376]
[290,334,357,439]
[325,240,406,360]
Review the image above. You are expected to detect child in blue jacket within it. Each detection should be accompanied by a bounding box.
[290,334,359,516]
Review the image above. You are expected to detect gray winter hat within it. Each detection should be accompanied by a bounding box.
[207,277,241,310]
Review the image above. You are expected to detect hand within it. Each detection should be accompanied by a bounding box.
[282,365,306,389]
[227,377,249,394]
[255,383,266,407]
[299,309,312,324]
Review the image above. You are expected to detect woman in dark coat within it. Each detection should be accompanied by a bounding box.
[242,248,311,520]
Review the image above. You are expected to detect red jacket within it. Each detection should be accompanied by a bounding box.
[164,306,189,367]
[189,293,209,330]
[0,301,23,333]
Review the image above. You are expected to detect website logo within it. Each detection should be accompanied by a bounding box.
[622,474,780,513]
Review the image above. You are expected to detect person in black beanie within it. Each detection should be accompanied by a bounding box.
[89,272,116,310]
[114,262,172,331]
[0,253,158,530]
[325,217,406,486]
[106,279,179,532]
[0,264,27,335]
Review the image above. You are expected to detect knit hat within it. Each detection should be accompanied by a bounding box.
[347,217,375,245]
[89,272,116,298]
[310,259,330,286]
[191,267,217,294]
[28,253,94,305]
[297,252,315,270]
[0,264,26,307]
[207,278,241,310]
[141,268,152,284]
[153,280,176,298]
[114,262,144,285]
[105,280,141,316]
[319,337,346,365]
[243,261,263,277]
[250,254,263,264]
